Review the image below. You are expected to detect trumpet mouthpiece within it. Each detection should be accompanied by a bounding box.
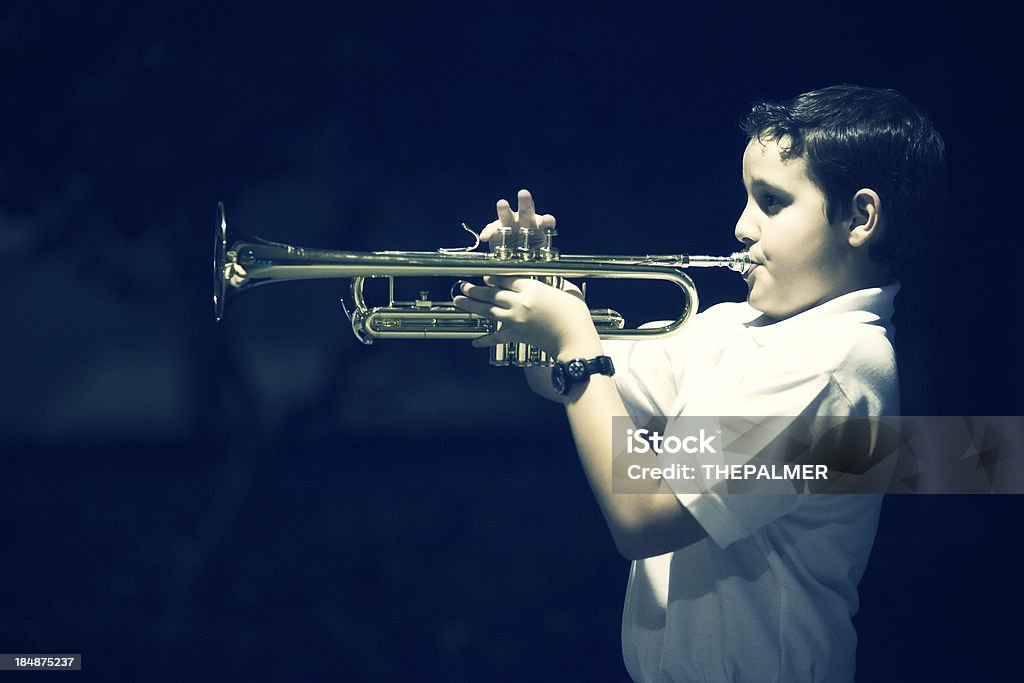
[683,252,751,272]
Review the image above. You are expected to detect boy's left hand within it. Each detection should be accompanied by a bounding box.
[453,276,597,357]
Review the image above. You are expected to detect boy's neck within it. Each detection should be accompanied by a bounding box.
[852,259,892,291]
[830,255,892,303]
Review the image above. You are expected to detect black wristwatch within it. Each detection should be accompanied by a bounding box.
[551,356,615,395]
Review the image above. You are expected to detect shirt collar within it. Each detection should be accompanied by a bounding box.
[742,282,900,346]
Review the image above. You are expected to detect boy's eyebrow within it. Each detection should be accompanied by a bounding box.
[748,178,793,198]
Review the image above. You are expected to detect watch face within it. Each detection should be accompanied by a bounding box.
[567,359,587,379]
[551,365,566,394]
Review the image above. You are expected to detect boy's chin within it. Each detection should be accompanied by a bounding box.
[747,292,801,321]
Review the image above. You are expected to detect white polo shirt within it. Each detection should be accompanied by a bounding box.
[604,284,899,682]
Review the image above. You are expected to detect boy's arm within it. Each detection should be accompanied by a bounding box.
[456,276,708,560]
[556,335,708,560]
[524,365,566,403]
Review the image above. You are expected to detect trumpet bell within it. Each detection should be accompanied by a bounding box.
[213,202,228,322]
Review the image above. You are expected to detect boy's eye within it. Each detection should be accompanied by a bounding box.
[758,193,784,214]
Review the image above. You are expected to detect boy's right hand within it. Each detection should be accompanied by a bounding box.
[475,186,583,301]
[479,188,557,248]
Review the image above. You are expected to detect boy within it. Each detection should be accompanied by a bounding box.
[454,85,946,681]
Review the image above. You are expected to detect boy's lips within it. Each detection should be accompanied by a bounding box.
[743,263,760,279]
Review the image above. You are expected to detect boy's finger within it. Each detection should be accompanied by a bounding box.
[496,199,516,227]
[483,275,532,292]
[537,213,556,230]
[458,281,511,307]
[452,295,496,318]
[517,189,537,227]
[470,332,501,348]
[480,222,500,242]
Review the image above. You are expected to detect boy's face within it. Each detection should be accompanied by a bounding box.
[735,136,854,320]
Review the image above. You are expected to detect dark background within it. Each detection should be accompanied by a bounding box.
[2,1,1020,680]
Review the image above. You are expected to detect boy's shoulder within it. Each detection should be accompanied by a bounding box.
[747,312,898,415]
[702,291,898,384]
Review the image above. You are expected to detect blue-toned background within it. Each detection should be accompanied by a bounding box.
[2,2,1020,679]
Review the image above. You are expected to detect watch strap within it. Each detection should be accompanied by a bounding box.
[582,355,615,378]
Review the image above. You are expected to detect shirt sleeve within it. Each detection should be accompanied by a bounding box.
[667,374,860,549]
[603,330,684,428]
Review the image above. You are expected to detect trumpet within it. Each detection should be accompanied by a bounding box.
[213,203,750,366]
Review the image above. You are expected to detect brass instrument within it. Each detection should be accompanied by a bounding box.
[213,203,750,366]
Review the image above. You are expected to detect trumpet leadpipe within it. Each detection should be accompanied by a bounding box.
[562,252,751,271]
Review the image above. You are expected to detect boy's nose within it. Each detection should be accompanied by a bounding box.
[734,206,759,245]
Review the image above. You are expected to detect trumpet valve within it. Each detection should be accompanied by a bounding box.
[517,226,533,261]
[493,226,513,260]
[540,225,558,261]
[490,342,511,367]
[515,341,532,365]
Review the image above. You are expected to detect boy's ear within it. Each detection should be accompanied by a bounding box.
[847,189,883,248]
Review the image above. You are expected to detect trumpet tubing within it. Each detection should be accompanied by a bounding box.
[212,203,749,366]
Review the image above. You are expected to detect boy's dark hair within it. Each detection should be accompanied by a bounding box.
[740,84,946,265]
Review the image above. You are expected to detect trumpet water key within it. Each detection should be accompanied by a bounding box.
[212,203,750,366]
